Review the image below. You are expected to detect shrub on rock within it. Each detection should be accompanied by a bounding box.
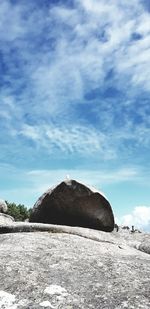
[6,201,30,222]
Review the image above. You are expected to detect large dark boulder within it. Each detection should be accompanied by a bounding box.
[29,179,114,232]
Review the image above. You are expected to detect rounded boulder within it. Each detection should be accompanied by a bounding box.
[29,179,114,232]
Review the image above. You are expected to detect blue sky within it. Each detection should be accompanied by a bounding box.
[0,0,150,230]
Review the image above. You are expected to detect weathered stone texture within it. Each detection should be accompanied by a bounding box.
[30,180,114,232]
[0,229,150,309]
[0,213,14,225]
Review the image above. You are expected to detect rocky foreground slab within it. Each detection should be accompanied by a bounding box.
[0,224,150,309]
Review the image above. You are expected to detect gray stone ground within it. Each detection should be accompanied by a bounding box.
[0,224,150,308]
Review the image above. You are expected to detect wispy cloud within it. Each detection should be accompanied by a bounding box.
[18,123,116,158]
[0,0,149,160]
[27,166,139,186]
[0,0,150,218]
[0,163,140,206]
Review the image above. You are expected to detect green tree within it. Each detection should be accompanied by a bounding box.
[5,201,30,221]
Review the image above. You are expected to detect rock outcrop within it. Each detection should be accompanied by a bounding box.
[0,228,150,309]
[29,179,114,232]
[0,213,14,225]
[0,199,7,213]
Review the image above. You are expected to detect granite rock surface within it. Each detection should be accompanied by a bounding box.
[0,213,14,225]
[0,225,150,309]
[0,200,7,213]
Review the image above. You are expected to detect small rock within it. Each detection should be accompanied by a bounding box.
[0,290,16,308]
[44,285,68,297]
[40,300,55,308]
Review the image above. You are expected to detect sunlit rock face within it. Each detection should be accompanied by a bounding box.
[29,179,114,232]
[0,213,14,225]
[0,231,150,309]
[0,200,7,213]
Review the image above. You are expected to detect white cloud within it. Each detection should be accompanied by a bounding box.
[20,124,40,141]
[0,0,150,164]
[1,0,150,102]
[0,0,150,219]
[19,123,116,158]
[0,0,25,41]
[23,0,150,118]
[121,206,150,231]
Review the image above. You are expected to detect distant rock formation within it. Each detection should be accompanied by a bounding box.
[29,179,114,232]
[0,200,7,213]
[114,223,119,232]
